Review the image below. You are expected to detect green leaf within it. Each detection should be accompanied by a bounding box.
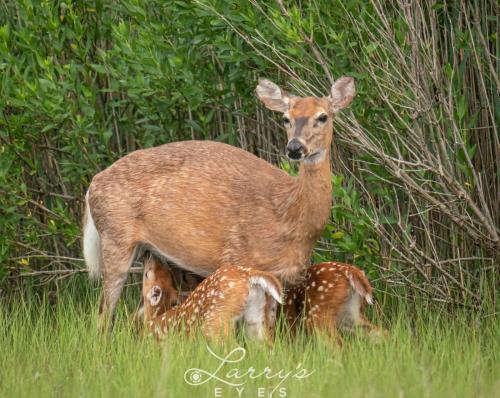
[332,231,345,240]
[90,64,106,74]
[457,96,467,121]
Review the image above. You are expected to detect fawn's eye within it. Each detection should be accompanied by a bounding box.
[283,116,290,125]
[317,114,328,123]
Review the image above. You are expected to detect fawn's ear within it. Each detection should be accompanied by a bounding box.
[143,254,159,281]
[256,78,291,113]
[144,267,155,280]
[149,286,162,306]
[328,76,356,112]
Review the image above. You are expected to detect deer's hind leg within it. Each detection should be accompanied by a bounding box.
[98,236,137,333]
[202,313,236,344]
[354,313,388,340]
[243,285,269,342]
[307,311,344,346]
[202,294,246,343]
[264,293,278,340]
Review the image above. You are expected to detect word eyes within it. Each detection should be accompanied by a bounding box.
[282,116,291,125]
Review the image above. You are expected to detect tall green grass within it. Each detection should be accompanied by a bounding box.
[1,282,498,398]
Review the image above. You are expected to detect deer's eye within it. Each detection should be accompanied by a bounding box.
[283,116,290,125]
[317,114,328,123]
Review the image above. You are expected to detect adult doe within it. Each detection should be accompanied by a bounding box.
[83,76,356,330]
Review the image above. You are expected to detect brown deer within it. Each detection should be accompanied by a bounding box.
[283,262,386,343]
[83,76,356,330]
[141,256,282,342]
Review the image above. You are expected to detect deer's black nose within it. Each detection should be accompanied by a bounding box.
[286,139,305,160]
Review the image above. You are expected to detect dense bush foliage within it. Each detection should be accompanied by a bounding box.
[0,0,497,309]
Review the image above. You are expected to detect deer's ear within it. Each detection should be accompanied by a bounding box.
[144,254,159,280]
[149,286,162,306]
[256,78,291,113]
[328,76,356,112]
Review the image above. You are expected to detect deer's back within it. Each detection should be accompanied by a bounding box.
[87,141,299,275]
[89,140,290,214]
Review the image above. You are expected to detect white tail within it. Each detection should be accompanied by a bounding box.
[85,76,356,330]
[347,272,373,305]
[250,275,282,304]
[83,192,102,281]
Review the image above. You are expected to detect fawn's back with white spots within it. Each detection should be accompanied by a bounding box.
[142,256,282,342]
[283,262,385,341]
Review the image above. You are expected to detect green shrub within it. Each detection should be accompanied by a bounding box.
[0,0,497,308]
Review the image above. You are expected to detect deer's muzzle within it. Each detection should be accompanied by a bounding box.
[286,139,306,160]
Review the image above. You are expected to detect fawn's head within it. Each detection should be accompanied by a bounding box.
[143,256,179,310]
[256,77,356,164]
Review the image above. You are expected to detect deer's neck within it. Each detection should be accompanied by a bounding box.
[277,150,332,241]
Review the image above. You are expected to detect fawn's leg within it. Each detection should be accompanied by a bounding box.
[281,293,301,339]
[202,315,235,344]
[355,314,388,340]
[307,312,344,346]
[243,286,269,342]
[264,293,278,342]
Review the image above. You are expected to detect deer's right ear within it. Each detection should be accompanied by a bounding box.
[256,78,291,113]
[328,76,356,112]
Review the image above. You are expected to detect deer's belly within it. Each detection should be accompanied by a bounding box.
[145,237,221,277]
[220,241,310,284]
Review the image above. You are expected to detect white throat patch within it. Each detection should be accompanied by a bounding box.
[303,149,326,165]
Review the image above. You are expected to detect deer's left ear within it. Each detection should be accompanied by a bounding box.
[256,78,291,113]
[328,76,356,112]
[149,286,162,306]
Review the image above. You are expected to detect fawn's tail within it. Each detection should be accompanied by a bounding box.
[249,271,283,304]
[347,267,374,305]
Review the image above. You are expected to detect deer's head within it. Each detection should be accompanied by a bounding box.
[256,77,356,164]
[143,256,179,310]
